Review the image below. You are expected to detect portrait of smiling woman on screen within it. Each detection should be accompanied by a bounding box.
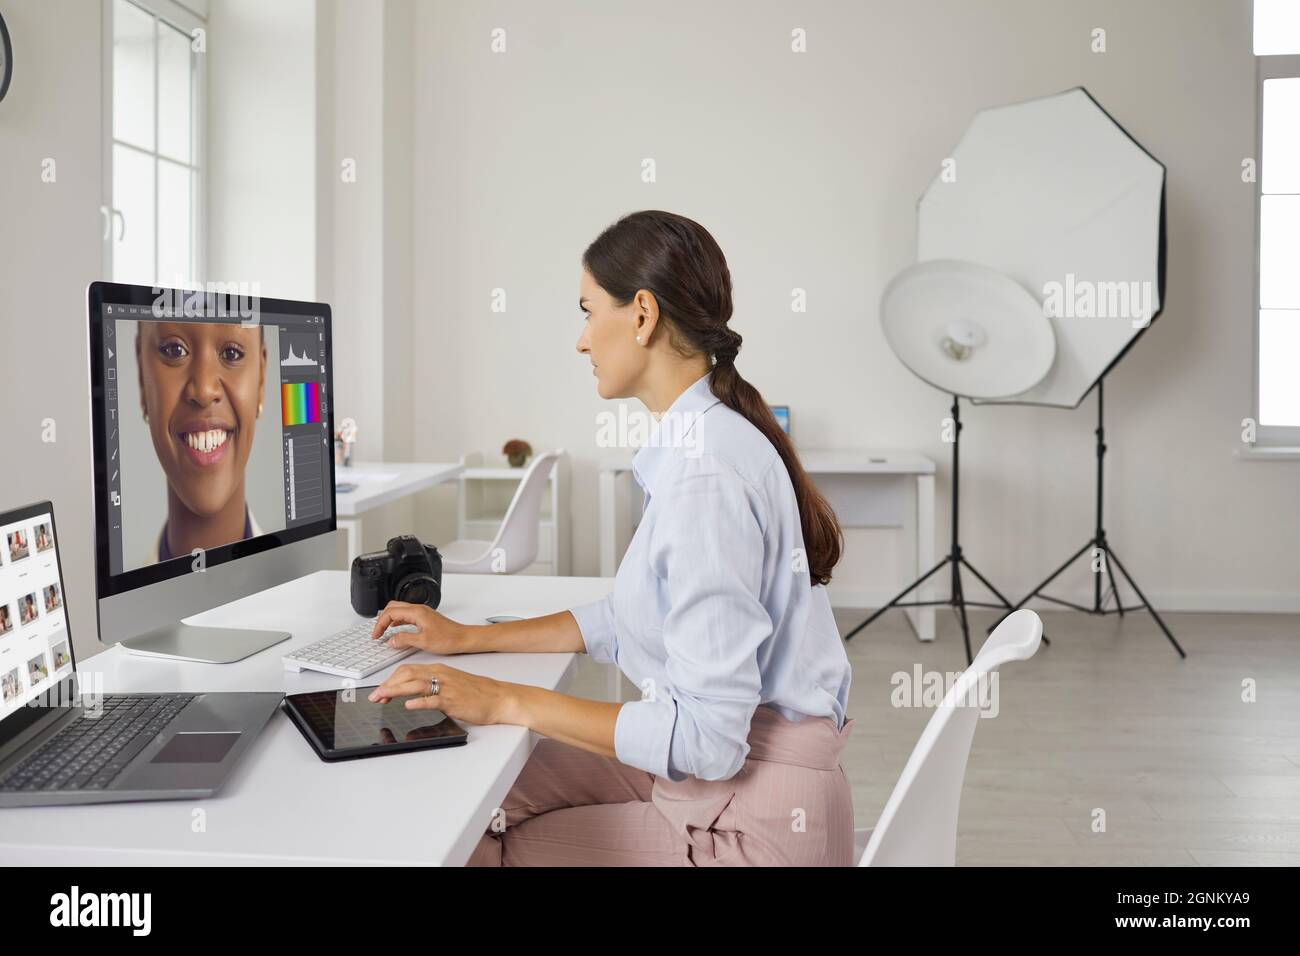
[135,322,268,563]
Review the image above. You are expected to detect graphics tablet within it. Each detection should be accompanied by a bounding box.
[282,687,469,762]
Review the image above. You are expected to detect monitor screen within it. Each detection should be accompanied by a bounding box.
[89,284,336,594]
[0,504,74,719]
[770,405,791,435]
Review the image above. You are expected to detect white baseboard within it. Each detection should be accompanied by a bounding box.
[826,585,1300,615]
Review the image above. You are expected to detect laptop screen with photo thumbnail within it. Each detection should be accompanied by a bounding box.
[0,508,73,718]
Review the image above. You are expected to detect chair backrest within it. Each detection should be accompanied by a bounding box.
[485,450,562,573]
[859,609,1043,866]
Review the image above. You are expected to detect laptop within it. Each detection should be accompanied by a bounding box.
[0,501,282,807]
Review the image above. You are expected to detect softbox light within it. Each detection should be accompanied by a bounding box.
[916,87,1166,408]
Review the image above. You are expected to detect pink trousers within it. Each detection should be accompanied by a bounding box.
[467,705,855,866]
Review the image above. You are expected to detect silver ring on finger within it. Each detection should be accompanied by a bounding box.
[427,676,439,697]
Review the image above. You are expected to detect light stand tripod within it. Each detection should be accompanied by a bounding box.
[843,396,1034,665]
[986,379,1186,657]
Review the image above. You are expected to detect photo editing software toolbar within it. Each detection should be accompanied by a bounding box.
[99,302,333,575]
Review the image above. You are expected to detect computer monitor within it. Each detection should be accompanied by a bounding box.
[87,282,338,663]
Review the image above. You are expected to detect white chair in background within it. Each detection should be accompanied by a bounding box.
[855,608,1043,866]
[440,450,562,574]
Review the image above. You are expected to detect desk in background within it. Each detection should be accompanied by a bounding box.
[0,571,612,866]
[599,450,936,641]
[335,461,464,562]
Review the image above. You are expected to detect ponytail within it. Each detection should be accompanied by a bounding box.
[710,360,843,586]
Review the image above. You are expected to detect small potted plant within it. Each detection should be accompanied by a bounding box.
[502,439,533,468]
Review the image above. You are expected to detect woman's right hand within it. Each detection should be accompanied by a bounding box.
[370,601,471,656]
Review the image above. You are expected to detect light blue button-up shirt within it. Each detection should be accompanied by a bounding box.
[570,371,851,783]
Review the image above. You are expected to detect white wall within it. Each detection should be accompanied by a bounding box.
[402,0,1300,611]
[314,0,424,550]
[207,0,317,299]
[0,1,106,663]
[208,0,421,556]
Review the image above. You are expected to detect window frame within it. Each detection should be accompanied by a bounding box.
[100,0,208,287]
[1252,41,1300,451]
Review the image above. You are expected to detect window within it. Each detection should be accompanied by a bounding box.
[1253,0,1300,443]
[102,0,206,288]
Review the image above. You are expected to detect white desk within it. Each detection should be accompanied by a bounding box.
[599,450,936,641]
[335,461,464,562]
[0,571,612,866]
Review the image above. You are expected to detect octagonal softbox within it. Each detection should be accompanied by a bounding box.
[916,87,1166,408]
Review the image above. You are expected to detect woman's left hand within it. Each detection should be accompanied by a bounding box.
[368,663,519,726]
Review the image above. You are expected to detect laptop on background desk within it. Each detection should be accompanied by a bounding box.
[0,501,282,807]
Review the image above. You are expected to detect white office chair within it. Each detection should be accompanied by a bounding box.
[855,608,1043,866]
[441,450,562,574]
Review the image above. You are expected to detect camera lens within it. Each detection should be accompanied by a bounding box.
[396,574,436,607]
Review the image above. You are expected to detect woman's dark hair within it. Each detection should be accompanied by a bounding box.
[582,210,843,586]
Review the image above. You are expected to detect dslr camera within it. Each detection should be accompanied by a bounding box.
[350,534,443,617]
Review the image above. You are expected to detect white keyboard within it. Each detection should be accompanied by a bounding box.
[282,619,420,679]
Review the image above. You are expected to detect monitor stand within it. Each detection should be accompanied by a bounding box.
[120,622,290,665]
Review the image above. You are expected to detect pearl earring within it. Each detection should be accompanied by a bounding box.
[635,335,642,344]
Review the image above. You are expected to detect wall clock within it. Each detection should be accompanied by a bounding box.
[0,11,12,104]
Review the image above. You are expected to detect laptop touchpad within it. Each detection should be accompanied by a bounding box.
[151,732,240,763]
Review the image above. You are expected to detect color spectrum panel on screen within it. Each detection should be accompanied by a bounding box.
[282,382,322,426]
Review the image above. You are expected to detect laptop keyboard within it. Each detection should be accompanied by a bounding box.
[0,694,195,793]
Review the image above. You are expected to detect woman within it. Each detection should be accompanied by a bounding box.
[136,321,267,563]
[20,594,37,625]
[369,210,854,866]
[8,530,28,561]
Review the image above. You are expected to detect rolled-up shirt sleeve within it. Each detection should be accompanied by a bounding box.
[568,593,619,664]
[614,455,772,782]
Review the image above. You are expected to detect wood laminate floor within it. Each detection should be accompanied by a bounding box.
[829,606,1300,866]
[570,607,1300,866]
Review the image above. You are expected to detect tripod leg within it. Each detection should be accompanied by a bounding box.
[958,555,1014,609]
[1103,550,1124,617]
[953,563,973,665]
[843,556,951,641]
[986,538,1095,634]
[1102,581,1120,614]
[1105,546,1186,658]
